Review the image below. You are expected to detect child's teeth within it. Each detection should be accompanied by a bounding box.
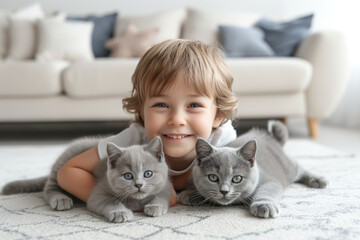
[168,135,186,139]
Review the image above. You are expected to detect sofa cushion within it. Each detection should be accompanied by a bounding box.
[115,9,186,44]
[256,14,313,56]
[226,58,312,94]
[105,23,158,58]
[0,96,131,121]
[0,61,69,96]
[219,25,274,57]
[67,12,118,58]
[36,19,94,61]
[6,3,46,60]
[182,8,260,45]
[63,59,138,98]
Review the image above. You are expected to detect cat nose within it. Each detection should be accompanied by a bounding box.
[220,190,229,196]
[135,183,143,189]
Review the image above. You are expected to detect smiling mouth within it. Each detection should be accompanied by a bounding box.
[163,134,193,139]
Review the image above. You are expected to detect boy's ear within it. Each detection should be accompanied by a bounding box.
[212,114,224,128]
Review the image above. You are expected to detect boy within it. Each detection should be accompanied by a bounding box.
[57,39,238,205]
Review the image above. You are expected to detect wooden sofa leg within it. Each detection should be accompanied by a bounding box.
[308,118,319,138]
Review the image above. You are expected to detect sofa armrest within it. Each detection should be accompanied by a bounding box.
[294,30,349,119]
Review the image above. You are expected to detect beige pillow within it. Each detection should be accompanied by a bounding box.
[106,23,158,58]
[0,10,10,59]
[182,8,260,45]
[115,9,185,44]
[36,20,94,61]
[6,3,45,60]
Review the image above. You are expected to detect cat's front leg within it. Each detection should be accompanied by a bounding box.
[144,183,173,217]
[249,181,283,218]
[178,189,205,206]
[44,175,73,211]
[87,194,133,223]
[144,192,170,217]
[106,206,133,223]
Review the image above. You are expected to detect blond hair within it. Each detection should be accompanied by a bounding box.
[123,39,238,125]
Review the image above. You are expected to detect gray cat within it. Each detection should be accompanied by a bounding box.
[2,136,172,222]
[178,121,328,218]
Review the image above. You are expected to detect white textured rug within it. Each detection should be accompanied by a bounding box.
[0,139,359,240]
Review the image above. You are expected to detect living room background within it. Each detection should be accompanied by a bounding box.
[1,0,359,129]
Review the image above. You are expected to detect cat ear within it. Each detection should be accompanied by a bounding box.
[237,139,257,167]
[196,137,214,165]
[146,136,164,162]
[106,143,124,169]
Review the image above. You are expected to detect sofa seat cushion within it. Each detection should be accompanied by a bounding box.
[227,58,312,94]
[0,60,69,97]
[64,58,312,98]
[63,58,138,98]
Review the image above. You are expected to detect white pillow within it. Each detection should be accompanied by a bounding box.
[36,20,94,61]
[11,2,45,20]
[182,8,261,45]
[115,9,186,44]
[6,3,45,60]
[0,10,10,59]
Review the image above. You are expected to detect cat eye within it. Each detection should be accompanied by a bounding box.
[144,170,153,178]
[232,175,243,183]
[208,174,219,182]
[124,172,133,180]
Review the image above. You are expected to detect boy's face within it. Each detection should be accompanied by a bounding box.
[142,79,223,169]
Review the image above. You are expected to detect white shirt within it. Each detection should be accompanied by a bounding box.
[97,120,237,160]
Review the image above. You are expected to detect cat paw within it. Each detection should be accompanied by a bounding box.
[49,195,73,211]
[107,209,133,223]
[144,204,168,217]
[178,191,192,206]
[250,201,279,218]
[308,177,328,188]
[178,190,204,206]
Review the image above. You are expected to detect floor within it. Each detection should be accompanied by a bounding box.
[287,118,360,156]
[0,118,359,156]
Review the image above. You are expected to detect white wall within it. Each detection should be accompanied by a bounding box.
[1,0,357,33]
[0,0,341,31]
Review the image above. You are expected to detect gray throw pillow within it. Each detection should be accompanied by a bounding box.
[67,12,118,58]
[219,25,275,58]
[255,14,313,56]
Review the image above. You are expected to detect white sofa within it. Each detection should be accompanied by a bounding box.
[0,8,349,137]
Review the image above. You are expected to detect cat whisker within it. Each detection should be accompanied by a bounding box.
[237,195,252,207]
[198,196,213,207]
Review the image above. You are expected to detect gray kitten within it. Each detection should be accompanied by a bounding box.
[2,136,172,222]
[88,137,172,222]
[178,121,328,218]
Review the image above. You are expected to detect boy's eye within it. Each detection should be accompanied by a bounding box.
[153,103,168,108]
[188,103,201,108]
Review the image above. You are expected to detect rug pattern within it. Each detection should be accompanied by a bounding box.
[0,140,359,240]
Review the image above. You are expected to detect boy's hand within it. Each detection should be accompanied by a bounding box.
[169,184,179,206]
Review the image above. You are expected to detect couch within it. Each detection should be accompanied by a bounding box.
[0,6,349,137]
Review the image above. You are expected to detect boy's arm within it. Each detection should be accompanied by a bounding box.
[57,146,100,202]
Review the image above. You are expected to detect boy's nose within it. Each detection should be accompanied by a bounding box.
[168,109,186,126]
